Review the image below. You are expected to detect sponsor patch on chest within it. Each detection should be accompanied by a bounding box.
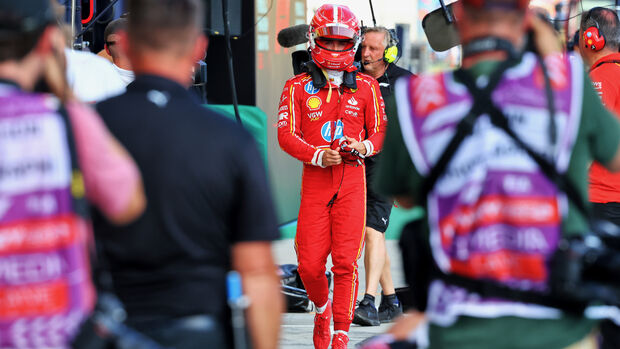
[304,81,320,94]
[320,120,343,142]
[307,111,322,121]
[306,96,322,110]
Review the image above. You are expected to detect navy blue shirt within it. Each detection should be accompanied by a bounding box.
[365,63,414,195]
[376,63,414,99]
[94,75,279,321]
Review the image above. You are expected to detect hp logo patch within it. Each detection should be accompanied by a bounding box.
[321,120,344,142]
[304,81,320,94]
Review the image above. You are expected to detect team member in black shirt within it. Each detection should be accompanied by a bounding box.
[94,1,283,348]
[354,26,414,326]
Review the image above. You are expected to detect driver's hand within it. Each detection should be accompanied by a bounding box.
[344,136,367,156]
[322,149,342,166]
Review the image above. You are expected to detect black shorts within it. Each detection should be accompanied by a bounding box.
[592,202,620,225]
[365,156,393,233]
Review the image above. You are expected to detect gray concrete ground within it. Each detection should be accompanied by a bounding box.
[273,239,406,348]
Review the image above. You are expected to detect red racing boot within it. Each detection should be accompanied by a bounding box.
[331,331,349,349]
[313,301,332,349]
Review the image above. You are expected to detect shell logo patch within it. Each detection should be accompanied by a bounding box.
[306,96,322,110]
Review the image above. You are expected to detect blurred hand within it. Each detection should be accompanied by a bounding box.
[322,149,342,166]
[43,27,73,102]
[528,12,562,57]
[344,136,367,156]
[357,334,394,349]
[395,196,415,209]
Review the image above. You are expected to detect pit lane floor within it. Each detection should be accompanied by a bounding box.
[273,239,406,348]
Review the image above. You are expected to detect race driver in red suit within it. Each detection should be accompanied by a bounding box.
[277,4,387,349]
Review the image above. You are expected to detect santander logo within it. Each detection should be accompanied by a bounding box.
[544,54,567,90]
[412,75,446,116]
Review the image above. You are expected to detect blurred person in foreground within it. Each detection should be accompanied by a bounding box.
[353,26,414,327]
[365,0,620,347]
[578,7,620,349]
[93,0,283,348]
[103,18,134,85]
[277,4,386,348]
[0,0,145,347]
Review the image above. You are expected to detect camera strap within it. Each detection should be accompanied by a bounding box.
[416,54,592,312]
[421,55,585,216]
[462,36,518,60]
[453,62,590,219]
[419,56,517,200]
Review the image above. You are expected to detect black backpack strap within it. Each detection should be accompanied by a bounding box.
[486,104,591,218]
[454,60,590,219]
[56,104,90,220]
[449,57,589,218]
[535,53,557,146]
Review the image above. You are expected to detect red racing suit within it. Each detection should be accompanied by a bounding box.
[277,71,386,332]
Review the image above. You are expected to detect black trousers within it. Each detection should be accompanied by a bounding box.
[593,202,620,349]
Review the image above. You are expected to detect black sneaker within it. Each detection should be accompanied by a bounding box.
[352,298,380,326]
[378,294,403,323]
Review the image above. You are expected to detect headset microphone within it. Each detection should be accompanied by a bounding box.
[362,58,384,65]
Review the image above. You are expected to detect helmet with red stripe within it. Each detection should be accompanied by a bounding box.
[308,4,361,71]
